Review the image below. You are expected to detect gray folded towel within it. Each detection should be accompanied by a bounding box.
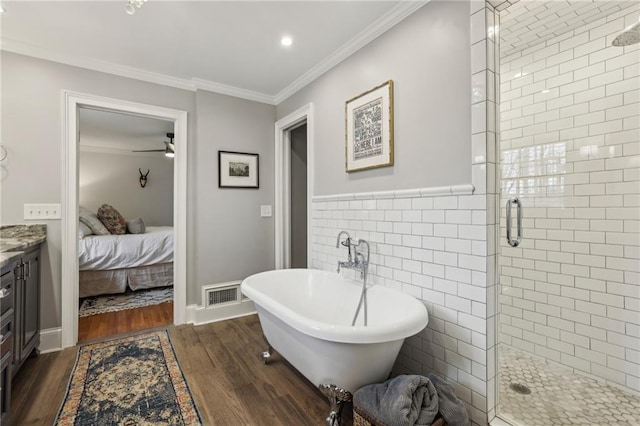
[427,373,470,426]
[354,375,438,426]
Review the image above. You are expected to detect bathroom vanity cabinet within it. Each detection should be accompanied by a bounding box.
[12,246,41,376]
[0,224,45,425]
[0,259,17,425]
[0,244,41,426]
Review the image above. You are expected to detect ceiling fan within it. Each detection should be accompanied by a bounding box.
[133,132,175,158]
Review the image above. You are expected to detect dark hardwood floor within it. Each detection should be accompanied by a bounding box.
[77,301,173,343]
[11,315,351,425]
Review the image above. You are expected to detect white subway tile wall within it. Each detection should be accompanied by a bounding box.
[311,190,490,424]
[499,2,640,394]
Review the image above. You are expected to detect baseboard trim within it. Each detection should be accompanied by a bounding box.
[39,327,63,353]
[38,302,256,353]
[186,299,256,326]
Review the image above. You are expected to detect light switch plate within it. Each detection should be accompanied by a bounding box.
[260,205,272,217]
[24,204,61,220]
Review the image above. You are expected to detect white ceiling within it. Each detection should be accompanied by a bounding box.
[0,1,423,103]
[79,108,173,153]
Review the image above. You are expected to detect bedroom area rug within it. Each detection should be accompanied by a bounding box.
[55,330,202,426]
[79,287,173,317]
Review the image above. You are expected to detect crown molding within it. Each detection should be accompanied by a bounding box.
[1,37,279,104]
[0,38,198,92]
[273,0,429,104]
[192,78,275,105]
[1,1,427,106]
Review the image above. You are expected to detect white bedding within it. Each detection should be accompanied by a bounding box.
[79,226,173,271]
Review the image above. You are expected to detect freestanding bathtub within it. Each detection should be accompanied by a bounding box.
[241,269,429,409]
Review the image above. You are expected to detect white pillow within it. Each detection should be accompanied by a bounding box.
[79,206,110,236]
[78,222,93,239]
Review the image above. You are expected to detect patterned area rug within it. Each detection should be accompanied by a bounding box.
[79,287,173,317]
[55,330,201,425]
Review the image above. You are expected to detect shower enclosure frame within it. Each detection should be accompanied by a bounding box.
[467,0,504,423]
[487,1,640,425]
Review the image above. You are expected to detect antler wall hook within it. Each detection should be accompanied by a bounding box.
[139,168,150,188]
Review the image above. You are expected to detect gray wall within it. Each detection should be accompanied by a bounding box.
[277,1,471,194]
[1,0,469,330]
[194,90,276,289]
[290,124,307,268]
[0,51,275,329]
[79,151,174,226]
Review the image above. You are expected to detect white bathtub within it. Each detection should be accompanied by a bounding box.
[241,269,429,393]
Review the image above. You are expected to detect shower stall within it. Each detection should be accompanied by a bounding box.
[495,1,640,424]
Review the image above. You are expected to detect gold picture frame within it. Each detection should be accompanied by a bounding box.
[345,80,394,173]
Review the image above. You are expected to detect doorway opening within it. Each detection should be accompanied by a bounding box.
[62,91,188,349]
[289,123,308,268]
[274,104,314,270]
[76,108,175,343]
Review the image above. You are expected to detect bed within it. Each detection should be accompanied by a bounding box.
[78,226,173,298]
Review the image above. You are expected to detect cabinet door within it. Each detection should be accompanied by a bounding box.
[12,265,22,369]
[0,352,11,425]
[21,249,39,356]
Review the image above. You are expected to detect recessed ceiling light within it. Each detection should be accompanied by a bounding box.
[281,36,293,47]
[0,6,6,13]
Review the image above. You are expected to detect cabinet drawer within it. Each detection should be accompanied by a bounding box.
[0,351,9,371]
[0,350,11,426]
[0,274,13,318]
[0,313,12,359]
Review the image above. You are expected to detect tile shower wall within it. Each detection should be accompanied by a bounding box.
[499,3,640,394]
[311,188,490,425]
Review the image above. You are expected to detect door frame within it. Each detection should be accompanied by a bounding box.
[274,104,314,269]
[61,90,188,348]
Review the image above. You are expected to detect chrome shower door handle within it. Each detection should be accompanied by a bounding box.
[506,197,523,247]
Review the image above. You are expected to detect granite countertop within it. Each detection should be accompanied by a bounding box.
[0,224,47,269]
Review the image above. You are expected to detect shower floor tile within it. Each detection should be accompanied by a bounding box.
[498,345,640,426]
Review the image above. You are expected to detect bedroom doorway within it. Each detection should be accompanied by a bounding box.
[62,91,188,349]
[76,108,175,343]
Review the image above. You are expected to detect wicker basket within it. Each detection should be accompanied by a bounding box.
[353,405,446,426]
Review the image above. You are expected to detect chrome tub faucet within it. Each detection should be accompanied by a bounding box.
[335,231,370,326]
[336,231,352,273]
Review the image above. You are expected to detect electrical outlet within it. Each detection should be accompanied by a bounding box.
[260,205,272,217]
[24,204,62,220]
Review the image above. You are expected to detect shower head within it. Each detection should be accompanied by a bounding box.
[612,19,640,47]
